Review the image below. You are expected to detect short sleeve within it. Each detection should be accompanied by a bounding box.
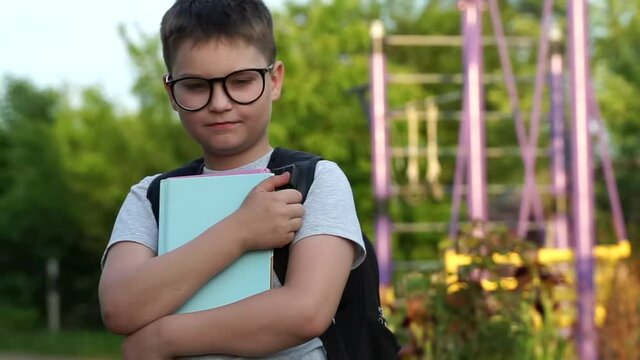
[101,175,160,267]
[293,160,366,268]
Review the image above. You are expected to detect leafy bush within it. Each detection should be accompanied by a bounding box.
[389,223,573,360]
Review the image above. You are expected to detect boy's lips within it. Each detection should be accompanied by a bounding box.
[206,120,240,129]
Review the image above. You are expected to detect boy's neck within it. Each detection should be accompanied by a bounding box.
[203,144,273,171]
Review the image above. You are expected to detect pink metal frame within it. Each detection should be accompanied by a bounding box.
[568,0,597,357]
[369,3,628,356]
[370,21,393,286]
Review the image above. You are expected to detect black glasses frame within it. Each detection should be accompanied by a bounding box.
[165,64,274,111]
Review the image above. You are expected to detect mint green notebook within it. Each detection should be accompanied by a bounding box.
[158,170,273,314]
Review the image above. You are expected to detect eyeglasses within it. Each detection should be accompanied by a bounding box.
[165,64,274,111]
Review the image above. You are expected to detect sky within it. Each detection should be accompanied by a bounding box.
[0,0,284,110]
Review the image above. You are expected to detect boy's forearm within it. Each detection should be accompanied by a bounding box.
[159,286,322,357]
[100,217,246,334]
[158,235,354,357]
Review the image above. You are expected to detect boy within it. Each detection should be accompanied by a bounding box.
[98,0,366,359]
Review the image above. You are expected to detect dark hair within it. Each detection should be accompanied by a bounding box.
[160,0,276,72]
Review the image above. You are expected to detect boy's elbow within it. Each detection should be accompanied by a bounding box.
[100,296,138,335]
[294,300,335,339]
[301,316,332,340]
[101,308,134,335]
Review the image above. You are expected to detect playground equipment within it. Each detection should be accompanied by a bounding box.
[368,1,632,359]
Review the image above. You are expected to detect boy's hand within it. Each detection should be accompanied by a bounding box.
[235,172,304,251]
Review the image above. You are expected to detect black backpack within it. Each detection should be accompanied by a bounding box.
[147,147,400,360]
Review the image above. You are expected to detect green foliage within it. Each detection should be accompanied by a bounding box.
[0,78,76,257]
[0,78,77,328]
[390,225,573,360]
[272,0,382,233]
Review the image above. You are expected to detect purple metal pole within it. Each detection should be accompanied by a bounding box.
[518,0,554,236]
[567,0,597,358]
[369,20,393,287]
[487,0,546,237]
[550,31,570,249]
[461,0,488,223]
[448,82,469,240]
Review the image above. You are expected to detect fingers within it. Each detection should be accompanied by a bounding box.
[255,172,291,192]
[278,188,303,204]
[289,217,303,233]
[288,203,305,219]
[283,217,303,244]
[252,173,303,205]
[236,171,305,250]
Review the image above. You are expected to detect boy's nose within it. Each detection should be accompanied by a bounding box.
[207,82,233,111]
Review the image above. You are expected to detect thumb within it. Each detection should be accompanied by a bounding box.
[255,171,291,192]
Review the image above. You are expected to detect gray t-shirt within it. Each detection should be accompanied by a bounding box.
[103,150,366,359]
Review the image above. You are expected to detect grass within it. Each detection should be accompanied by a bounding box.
[0,329,121,359]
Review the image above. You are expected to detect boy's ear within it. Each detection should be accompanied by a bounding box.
[269,61,285,100]
[163,74,179,111]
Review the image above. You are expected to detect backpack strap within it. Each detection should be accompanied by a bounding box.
[267,147,320,203]
[266,148,322,284]
[267,148,349,360]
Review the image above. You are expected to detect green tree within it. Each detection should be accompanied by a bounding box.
[272,0,383,239]
[0,77,77,329]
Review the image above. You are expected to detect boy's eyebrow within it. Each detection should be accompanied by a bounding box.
[171,72,225,80]
[173,66,270,79]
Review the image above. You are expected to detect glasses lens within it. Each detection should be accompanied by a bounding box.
[171,69,267,110]
[225,70,265,104]
[173,78,211,110]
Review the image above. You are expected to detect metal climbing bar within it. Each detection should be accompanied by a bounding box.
[461,0,488,224]
[369,20,393,288]
[549,26,570,249]
[486,0,547,237]
[567,0,598,357]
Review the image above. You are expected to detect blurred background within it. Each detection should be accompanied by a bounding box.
[1,0,640,359]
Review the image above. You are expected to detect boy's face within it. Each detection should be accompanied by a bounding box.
[166,38,283,169]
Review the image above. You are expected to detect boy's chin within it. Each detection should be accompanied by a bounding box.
[202,143,259,158]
